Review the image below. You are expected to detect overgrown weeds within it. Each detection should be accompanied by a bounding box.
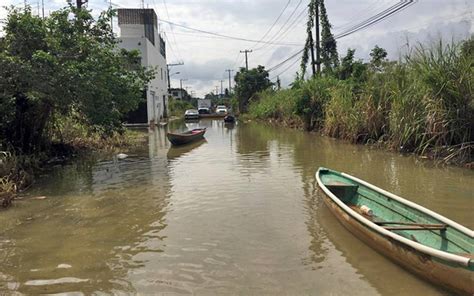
[247,38,473,166]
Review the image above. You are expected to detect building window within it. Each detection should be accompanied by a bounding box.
[161,68,163,80]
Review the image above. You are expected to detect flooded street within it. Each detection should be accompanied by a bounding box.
[0,119,472,295]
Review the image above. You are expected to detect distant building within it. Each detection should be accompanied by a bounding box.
[118,8,168,125]
[170,88,189,100]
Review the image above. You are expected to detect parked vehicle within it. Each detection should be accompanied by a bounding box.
[184,109,200,120]
[198,108,210,114]
[198,99,211,114]
[316,167,474,295]
[216,105,228,114]
[167,128,206,146]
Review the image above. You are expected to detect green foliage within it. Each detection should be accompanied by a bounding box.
[234,66,273,113]
[337,48,368,83]
[0,7,153,153]
[319,0,339,73]
[370,45,388,69]
[247,89,302,127]
[301,0,338,77]
[300,0,315,78]
[248,38,473,164]
[295,76,337,130]
[168,98,194,117]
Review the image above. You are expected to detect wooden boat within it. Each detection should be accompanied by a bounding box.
[224,115,236,123]
[316,168,473,295]
[167,128,206,146]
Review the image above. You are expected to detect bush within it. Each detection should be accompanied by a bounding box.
[247,38,473,164]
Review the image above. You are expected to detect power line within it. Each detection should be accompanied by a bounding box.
[270,52,302,80]
[251,0,292,49]
[159,19,302,46]
[253,0,305,52]
[335,0,416,39]
[252,5,307,62]
[266,0,417,79]
[267,48,304,72]
[160,0,185,77]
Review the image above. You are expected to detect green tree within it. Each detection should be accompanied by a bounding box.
[234,66,272,112]
[337,48,368,82]
[369,45,388,69]
[300,0,315,78]
[301,0,338,77]
[338,48,355,80]
[0,7,153,153]
[319,0,339,73]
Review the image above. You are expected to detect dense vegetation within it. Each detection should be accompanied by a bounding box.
[0,6,153,207]
[247,39,473,165]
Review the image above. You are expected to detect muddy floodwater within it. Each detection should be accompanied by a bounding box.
[1,120,472,295]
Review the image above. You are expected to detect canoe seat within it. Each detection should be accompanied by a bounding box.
[326,182,359,202]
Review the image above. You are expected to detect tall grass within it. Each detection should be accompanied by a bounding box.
[248,38,473,165]
[248,89,303,127]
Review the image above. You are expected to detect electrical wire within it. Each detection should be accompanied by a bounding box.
[250,0,292,49]
[335,0,416,39]
[253,0,305,51]
[159,19,303,46]
[267,0,418,79]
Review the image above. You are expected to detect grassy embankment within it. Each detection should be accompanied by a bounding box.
[247,40,473,166]
[0,117,146,208]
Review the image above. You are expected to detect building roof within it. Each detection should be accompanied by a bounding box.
[118,9,157,28]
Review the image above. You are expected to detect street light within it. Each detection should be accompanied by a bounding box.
[168,72,180,91]
[170,71,180,77]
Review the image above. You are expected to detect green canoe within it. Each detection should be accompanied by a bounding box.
[316,168,473,295]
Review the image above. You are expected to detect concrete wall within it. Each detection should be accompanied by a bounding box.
[118,11,168,125]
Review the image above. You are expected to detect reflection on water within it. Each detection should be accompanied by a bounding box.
[167,140,207,160]
[0,120,472,294]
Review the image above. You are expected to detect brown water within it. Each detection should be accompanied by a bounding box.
[0,120,472,295]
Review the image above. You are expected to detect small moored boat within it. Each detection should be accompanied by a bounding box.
[316,168,473,295]
[167,128,206,146]
[224,115,235,123]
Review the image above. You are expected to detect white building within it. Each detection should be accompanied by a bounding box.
[118,8,168,125]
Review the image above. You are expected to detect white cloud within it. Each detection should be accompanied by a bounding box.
[1,0,472,96]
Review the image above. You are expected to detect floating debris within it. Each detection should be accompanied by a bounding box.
[116,153,128,160]
[32,196,47,200]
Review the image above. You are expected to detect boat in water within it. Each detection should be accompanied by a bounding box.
[316,167,473,295]
[224,115,236,123]
[167,128,206,146]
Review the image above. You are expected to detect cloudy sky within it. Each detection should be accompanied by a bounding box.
[1,0,472,97]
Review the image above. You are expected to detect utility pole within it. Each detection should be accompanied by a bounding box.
[109,0,113,33]
[167,62,184,92]
[215,86,219,96]
[76,0,87,9]
[225,69,233,94]
[180,79,187,90]
[315,1,321,74]
[41,0,44,18]
[240,49,252,70]
[309,29,316,77]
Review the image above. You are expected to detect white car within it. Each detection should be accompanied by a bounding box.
[184,109,200,119]
[216,105,228,114]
